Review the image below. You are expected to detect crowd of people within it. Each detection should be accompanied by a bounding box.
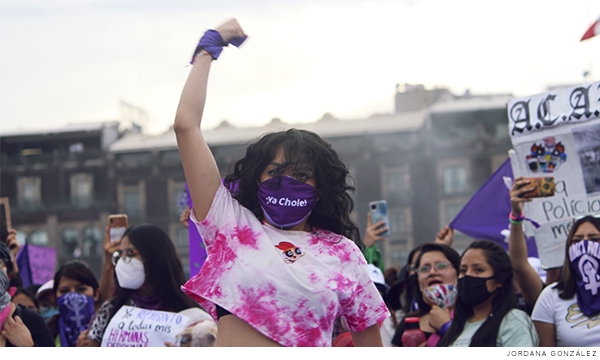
[1,18,599,348]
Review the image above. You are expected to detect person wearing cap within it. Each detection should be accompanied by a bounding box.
[36,280,59,321]
[1,242,54,347]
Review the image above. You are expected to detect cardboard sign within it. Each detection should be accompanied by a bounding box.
[0,197,11,229]
[508,81,600,268]
[100,306,189,347]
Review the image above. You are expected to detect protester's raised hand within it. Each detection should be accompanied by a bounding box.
[215,18,246,44]
[434,225,454,247]
[103,226,121,265]
[510,176,533,215]
[364,215,387,247]
[179,207,191,228]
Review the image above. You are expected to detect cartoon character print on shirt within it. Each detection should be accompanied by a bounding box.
[566,303,600,329]
[275,241,305,264]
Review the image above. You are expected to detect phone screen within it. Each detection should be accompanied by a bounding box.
[108,215,128,243]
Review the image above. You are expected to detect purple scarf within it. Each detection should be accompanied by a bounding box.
[57,292,95,347]
[130,292,165,311]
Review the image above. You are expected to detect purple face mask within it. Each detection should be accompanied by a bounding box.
[257,176,318,229]
[569,239,600,317]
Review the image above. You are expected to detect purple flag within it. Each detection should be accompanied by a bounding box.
[16,243,56,287]
[183,184,207,279]
[449,158,538,257]
[16,243,32,287]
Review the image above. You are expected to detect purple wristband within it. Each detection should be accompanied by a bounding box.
[190,29,248,64]
[436,321,452,336]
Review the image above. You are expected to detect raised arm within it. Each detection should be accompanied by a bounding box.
[509,176,544,309]
[174,19,246,221]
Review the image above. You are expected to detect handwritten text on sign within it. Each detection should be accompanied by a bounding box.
[100,306,189,347]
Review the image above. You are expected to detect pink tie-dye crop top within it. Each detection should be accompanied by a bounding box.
[181,183,390,347]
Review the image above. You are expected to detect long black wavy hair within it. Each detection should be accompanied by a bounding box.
[437,240,516,347]
[554,215,600,300]
[108,224,199,320]
[223,128,362,248]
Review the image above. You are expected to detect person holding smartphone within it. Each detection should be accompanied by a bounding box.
[174,18,389,347]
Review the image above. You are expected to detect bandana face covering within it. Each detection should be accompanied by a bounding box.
[0,270,11,331]
[569,239,600,317]
[57,292,96,347]
[257,176,318,229]
[422,283,458,309]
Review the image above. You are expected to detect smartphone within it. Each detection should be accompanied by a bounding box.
[369,200,391,237]
[519,177,556,199]
[108,214,128,243]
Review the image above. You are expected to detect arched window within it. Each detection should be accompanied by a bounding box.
[29,229,49,246]
[62,228,80,258]
[82,226,103,257]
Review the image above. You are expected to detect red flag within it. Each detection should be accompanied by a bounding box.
[581,15,600,41]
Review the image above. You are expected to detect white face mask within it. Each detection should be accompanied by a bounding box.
[115,257,145,290]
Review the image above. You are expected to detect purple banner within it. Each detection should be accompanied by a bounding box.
[450,158,539,257]
[28,245,57,285]
[17,243,56,286]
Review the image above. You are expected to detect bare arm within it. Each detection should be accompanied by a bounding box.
[97,226,120,303]
[350,324,383,347]
[533,321,556,347]
[174,19,246,221]
[509,176,543,309]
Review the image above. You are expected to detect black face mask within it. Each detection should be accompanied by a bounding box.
[457,275,496,307]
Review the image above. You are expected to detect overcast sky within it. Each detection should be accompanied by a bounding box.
[1,0,599,134]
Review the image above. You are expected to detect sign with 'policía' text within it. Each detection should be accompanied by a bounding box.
[508,81,600,269]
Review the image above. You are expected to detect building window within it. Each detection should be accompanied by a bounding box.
[82,226,103,257]
[176,227,188,248]
[123,189,141,216]
[441,201,466,226]
[62,228,80,258]
[17,177,41,211]
[15,230,27,246]
[384,167,410,200]
[443,166,467,194]
[389,209,411,234]
[29,229,49,246]
[71,174,93,208]
[118,182,145,218]
[173,185,187,217]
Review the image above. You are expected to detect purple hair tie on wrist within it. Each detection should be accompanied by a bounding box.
[437,321,452,337]
[190,29,248,64]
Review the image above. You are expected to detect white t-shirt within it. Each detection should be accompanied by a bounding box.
[181,183,390,347]
[450,309,539,347]
[531,283,600,347]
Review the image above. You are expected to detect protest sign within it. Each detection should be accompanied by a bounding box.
[16,243,56,287]
[507,81,600,268]
[100,306,189,347]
